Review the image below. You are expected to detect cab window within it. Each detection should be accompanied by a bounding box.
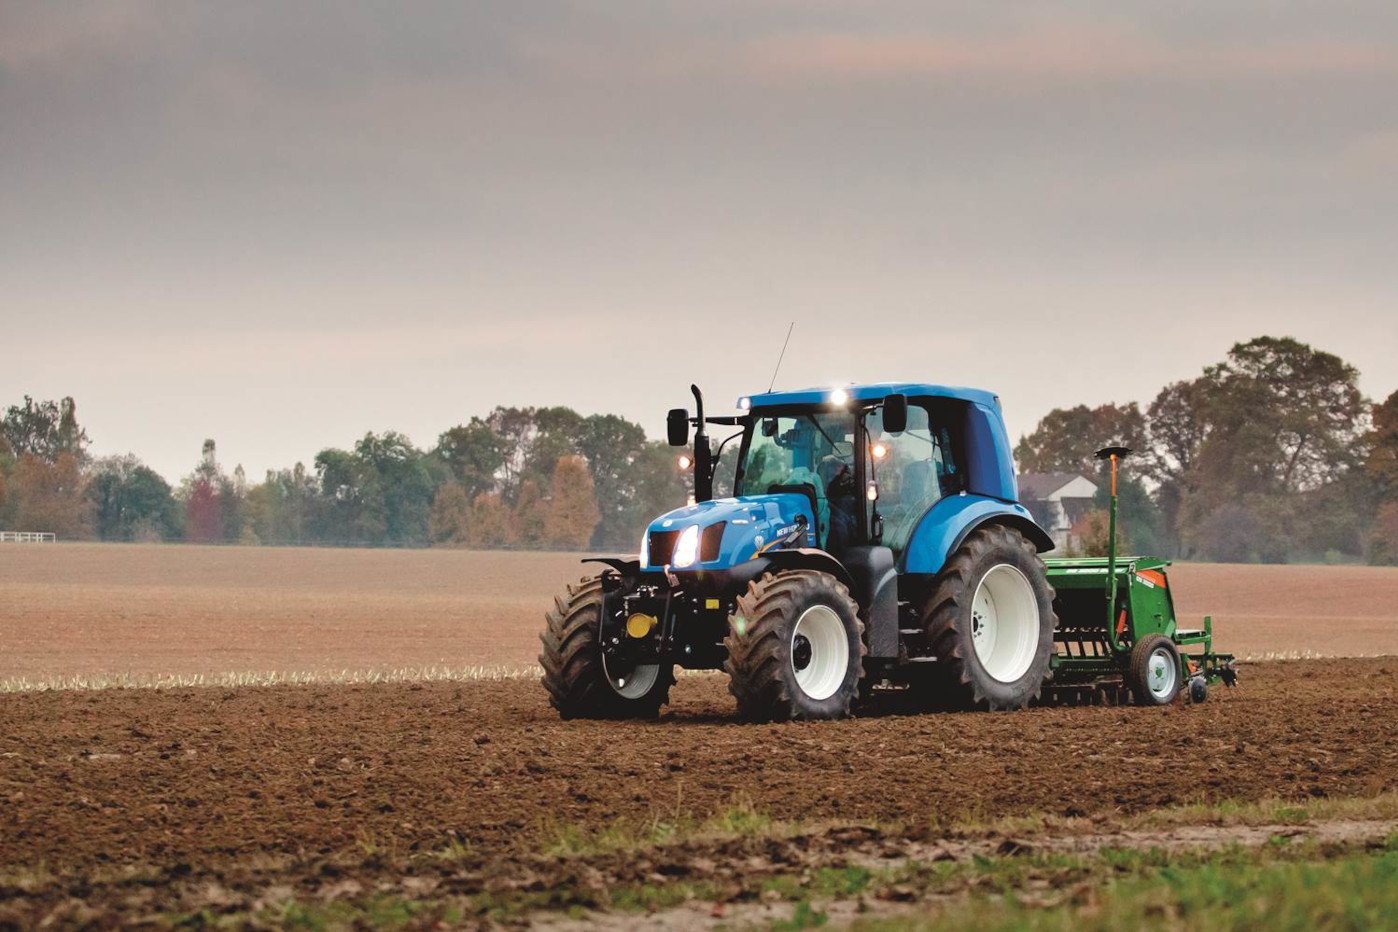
[868,402,965,557]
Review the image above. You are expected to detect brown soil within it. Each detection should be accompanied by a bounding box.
[2,545,1397,683]
[1,659,1395,925]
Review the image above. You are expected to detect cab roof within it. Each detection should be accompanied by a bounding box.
[744,382,1000,411]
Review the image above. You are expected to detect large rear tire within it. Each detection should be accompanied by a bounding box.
[539,575,674,719]
[920,525,1056,710]
[724,570,865,722]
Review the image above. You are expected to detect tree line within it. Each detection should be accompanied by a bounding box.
[1015,335,1398,564]
[2,333,1395,563]
[0,402,684,551]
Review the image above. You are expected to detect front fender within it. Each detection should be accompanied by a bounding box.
[761,548,856,591]
[901,495,1054,575]
[581,555,641,576]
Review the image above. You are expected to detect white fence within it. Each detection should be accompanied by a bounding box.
[0,531,56,543]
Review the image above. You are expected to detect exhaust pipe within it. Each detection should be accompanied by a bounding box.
[691,384,714,503]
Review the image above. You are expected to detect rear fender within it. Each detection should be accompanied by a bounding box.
[901,496,1054,575]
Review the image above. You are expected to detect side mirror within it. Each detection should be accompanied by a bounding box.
[762,418,778,437]
[667,408,690,447]
[882,393,908,434]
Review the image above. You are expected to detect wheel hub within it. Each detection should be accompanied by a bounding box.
[789,605,849,701]
[792,634,813,671]
[969,564,1039,684]
[1146,647,1177,700]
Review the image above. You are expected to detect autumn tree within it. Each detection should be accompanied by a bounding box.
[545,455,600,549]
[1367,390,1398,502]
[181,439,248,543]
[1144,378,1211,549]
[1175,337,1370,560]
[353,432,433,545]
[428,482,472,545]
[1370,502,1398,566]
[247,463,320,544]
[434,419,506,500]
[513,480,548,547]
[9,453,93,538]
[1,396,89,463]
[1014,403,1147,477]
[1197,336,1368,494]
[466,492,516,548]
[1365,391,1398,564]
[1,396,92,536]
[87,454,179,541]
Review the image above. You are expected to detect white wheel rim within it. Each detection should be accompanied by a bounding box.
[970,564,1040,684]
[790,604,849,701]
[1146,647,1178,701]
[602,655,660,700]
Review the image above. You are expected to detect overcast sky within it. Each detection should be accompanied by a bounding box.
[3,1,1396,482]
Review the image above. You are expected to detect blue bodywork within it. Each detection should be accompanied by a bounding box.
[640,382,1050,578]
[641,493,816,570]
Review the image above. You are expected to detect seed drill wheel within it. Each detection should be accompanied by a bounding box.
[1127,634,1182,706]
[919,525,1056,711]
[539,575,675,719]
[724,570,865,722]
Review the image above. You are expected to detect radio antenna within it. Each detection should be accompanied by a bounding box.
[767,321,795,393]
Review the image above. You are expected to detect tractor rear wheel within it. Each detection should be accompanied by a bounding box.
[724,570,865,722]
[1127,635,1181,706]
[920,525,1056,710]
[539,575,675,719]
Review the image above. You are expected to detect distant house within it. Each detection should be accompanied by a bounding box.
[1016,472,1100,551]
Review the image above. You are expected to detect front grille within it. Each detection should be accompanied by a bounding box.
[647,522,726,566]
[648,530,679,566]
[701,522,725,562]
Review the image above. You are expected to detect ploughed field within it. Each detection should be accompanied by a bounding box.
[3,544,1398,685]
[1,659,1396,925]
[3,545,1398,925]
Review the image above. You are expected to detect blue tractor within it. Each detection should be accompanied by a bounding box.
[540,383,1058,721]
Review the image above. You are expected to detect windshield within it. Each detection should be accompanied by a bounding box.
[736,411,856,540]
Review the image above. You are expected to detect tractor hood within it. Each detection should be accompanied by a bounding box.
[640,493,818,570]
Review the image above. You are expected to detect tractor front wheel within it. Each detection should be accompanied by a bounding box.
[539,575,675,719]
[1128,635,1182,706]
[724,570,865,722]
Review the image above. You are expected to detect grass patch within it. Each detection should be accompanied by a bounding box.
[147,827,1398,928]
[539,793,797,857]
[851,835,1398,931]
[943,790,1398,840]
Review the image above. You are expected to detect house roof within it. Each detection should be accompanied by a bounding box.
[1017,472,1097,501]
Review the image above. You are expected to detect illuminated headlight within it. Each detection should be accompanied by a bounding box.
[737,396,751,411]
[829,387,849,406]
[639,532,650,568]
[671,524,701,568]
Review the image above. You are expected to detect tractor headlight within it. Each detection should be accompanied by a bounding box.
[639,532,650,568]
[671,524,701,568]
